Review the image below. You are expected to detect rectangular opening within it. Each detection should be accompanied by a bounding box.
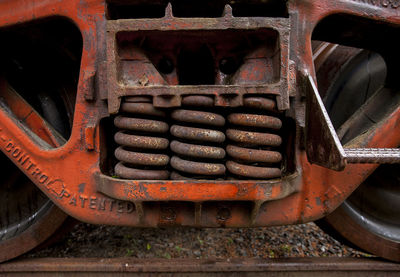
[116,29,281,86]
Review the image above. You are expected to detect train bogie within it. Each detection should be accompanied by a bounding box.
[0,0,399,262]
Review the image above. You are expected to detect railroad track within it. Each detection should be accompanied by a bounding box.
[0,257,399,276]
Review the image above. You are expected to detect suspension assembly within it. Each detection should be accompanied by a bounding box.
[113,95,284,181]
[2,0,400,263]
[1,0,399,233]
[103,10,291,182]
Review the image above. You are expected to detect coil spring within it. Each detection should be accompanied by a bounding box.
[226,97,282,179]
[170,96,226,179]
[114,97,170,180]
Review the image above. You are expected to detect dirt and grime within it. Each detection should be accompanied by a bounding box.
[25,222,369,259]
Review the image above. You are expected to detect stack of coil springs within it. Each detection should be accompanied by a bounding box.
[170,96,226,179]
[226,97,282,179]
[113,96,282,180]
[114,97,170,180]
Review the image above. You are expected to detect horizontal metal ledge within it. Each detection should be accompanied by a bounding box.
[116,84,281,97]
[345,148,400,164]
[96,173,299,202]
[107,84,283,112]
[107,17,290,33]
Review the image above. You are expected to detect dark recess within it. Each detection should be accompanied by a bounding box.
[106,0,288,19]
[0,17,83,139]
[313,14,400,88]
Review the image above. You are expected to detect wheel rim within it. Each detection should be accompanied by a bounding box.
[0,155,56,241]
[344,165,400,242]
[0,201,67,262]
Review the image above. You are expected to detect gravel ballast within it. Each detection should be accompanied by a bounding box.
[25,222,370,259]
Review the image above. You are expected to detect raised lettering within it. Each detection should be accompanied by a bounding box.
[0,138,66,201]
[89,197,97,209]
[17,153,29,165]
[0,135,136,215]
[12,148,20,158]
[126,202,134,213]
[109,199,115,212]
[39,174,48,184]
[69,195,77,206]
[98,198,106,210]
[66,194,133,214]
[5,142,13,152]
[32,168,41,177]
[117,202,124,213]
[60,189,70,199]
[26,162,35,171]
[79,195,88,208]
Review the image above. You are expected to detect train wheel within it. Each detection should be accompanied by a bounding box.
[314,43,400,262]
[0,183,67,262]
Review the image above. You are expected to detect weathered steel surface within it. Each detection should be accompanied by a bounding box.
[115,148,169,166]
[345,148,400,163]
[172,110,226,127]
[113,96,170,180]
[171,156,226,176]
[226,96,283,179]
[226,161,282,179]
[0,258,400,276]
[305,74,400,169]
[106,8,291,113]
[171,126,226,143]
[171,141,226,160]
[228,113,282,129]
[226,145,282,163]
[114,133,169,149]
[0,0,398,235]
[226,129,282,147]
[305,74,347,171]
[169,102,226,178]
[182,95,214,107]
[96,174,298,203]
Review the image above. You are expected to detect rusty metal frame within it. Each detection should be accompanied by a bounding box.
[106,4,291,113]
[0,0,399,228]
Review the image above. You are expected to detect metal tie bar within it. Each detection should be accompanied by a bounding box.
[345,148,400,164]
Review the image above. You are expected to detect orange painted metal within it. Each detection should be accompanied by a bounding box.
[0,0,399,227]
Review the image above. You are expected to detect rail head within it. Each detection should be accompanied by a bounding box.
[0,257,399,276]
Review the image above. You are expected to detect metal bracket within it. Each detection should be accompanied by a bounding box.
[305,73,400,171]
[305,74,346,170]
